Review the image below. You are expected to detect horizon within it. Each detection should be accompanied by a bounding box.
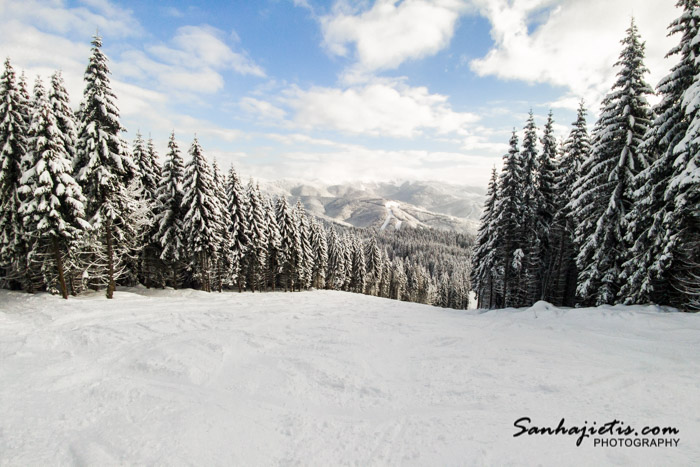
[2,0,676,187]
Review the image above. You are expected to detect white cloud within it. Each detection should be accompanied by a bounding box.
[217,147,491,185]
[461,133,508,155]
[283,78,479,137]
[240,97,287,120]
[0,0,142,38]
[470,0,677,110]
[149,25,265,78]
[116,25,265,94]
[321,0,469,73]
[111,81,167,118]
[256,146,496,185]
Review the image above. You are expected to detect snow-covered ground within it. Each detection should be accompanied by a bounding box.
[1,288,698,466]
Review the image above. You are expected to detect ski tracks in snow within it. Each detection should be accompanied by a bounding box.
[1,289,699,465]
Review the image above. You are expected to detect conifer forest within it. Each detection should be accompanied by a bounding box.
[471,14,699,312]
[1,6,699,312]
[0,36,471,308]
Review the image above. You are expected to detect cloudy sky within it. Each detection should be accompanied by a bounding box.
[1,0,677,187]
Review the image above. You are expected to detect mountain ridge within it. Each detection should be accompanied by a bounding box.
[257,179,484,234]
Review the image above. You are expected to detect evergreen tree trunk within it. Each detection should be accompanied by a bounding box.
[106,219,115,299]
[52,237,68,300]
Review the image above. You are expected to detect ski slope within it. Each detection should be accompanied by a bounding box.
[1,288,698,465]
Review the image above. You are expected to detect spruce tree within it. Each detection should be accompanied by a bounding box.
[181,137,222,292]
[136,136,164,287]
[0,58,30,289]
[48,71,77,163]
[277,198,298,291]
[494,131,525,307]
[343,234,355,291]
[364,235,382,295]
[536,111,557,300]
[154,132,186,288]
[133,133,160,202]
[210,159,229,292]
[622,1,700,310]
[519,111,540,305]
[378,250,392,298]
[309,219,328,289]
[263,195,283,290]
[225,166,249,291]
[74,35,137,298]
[326,227,346,290]
[548,102,590,306]
[349,236,366,293]
[18,72,31,125]
[19,88,89,298]
[294,201,313,290]
[471,167,501,308]
[390,257,407,300]
[573,19,653,306]
[244,181,268,291]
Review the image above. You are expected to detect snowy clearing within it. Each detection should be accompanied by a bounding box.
[1,288,699,465]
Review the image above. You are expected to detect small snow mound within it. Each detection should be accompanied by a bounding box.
[528,300,555,312]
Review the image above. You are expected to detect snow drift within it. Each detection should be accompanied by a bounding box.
[1,288,698,465]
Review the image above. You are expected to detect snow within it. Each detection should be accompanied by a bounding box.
[1,289,699,465]
[380,200,399,230]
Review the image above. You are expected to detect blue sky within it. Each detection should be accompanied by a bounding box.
[1,0,677,186]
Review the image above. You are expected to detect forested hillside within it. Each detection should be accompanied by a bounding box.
[0,37,473,309]
[472,15,699,311]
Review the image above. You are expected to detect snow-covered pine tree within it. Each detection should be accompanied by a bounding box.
[154,132,186,288]
[390,257,407,300]
[573,19,653,306]
[74,35,138,298]
[414,263,432,304]
[548,101,590,306]
[244,181,268,292]
[18,86,90,298]
[133,133,160,203]
[276,196,300,291]
[309,219,328,289]
[326,226,345,290]
[224,166,249,291]
[379,250,392,298]
[519,110,540,305]
[452,266,471,309]
[0,58,31,290]
[18,72,31,124]
[131,134,151,283]
[20,77,51,291]
[621,0,700,310]
[48,71,77,163]
[293,201,313,290]
[535,111,557,300]
[494,131,525,307]
[263,195,283,290]
[210,159,229,292]
[146,139,162,183]
[135,136,164,288]
[341,233,354,291]
[404,258,418,302]
[471,167,501,308]
[349,236,366,294]
[181,137,222,292]
[31,77,46,110]
[364,235,382,295]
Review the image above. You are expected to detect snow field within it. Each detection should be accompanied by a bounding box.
[1,289,699,465]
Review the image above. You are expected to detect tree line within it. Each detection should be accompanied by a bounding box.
[472,11,699,311]
[0,36,473,309]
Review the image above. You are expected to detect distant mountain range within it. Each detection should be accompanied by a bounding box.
[259,180,485,234]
